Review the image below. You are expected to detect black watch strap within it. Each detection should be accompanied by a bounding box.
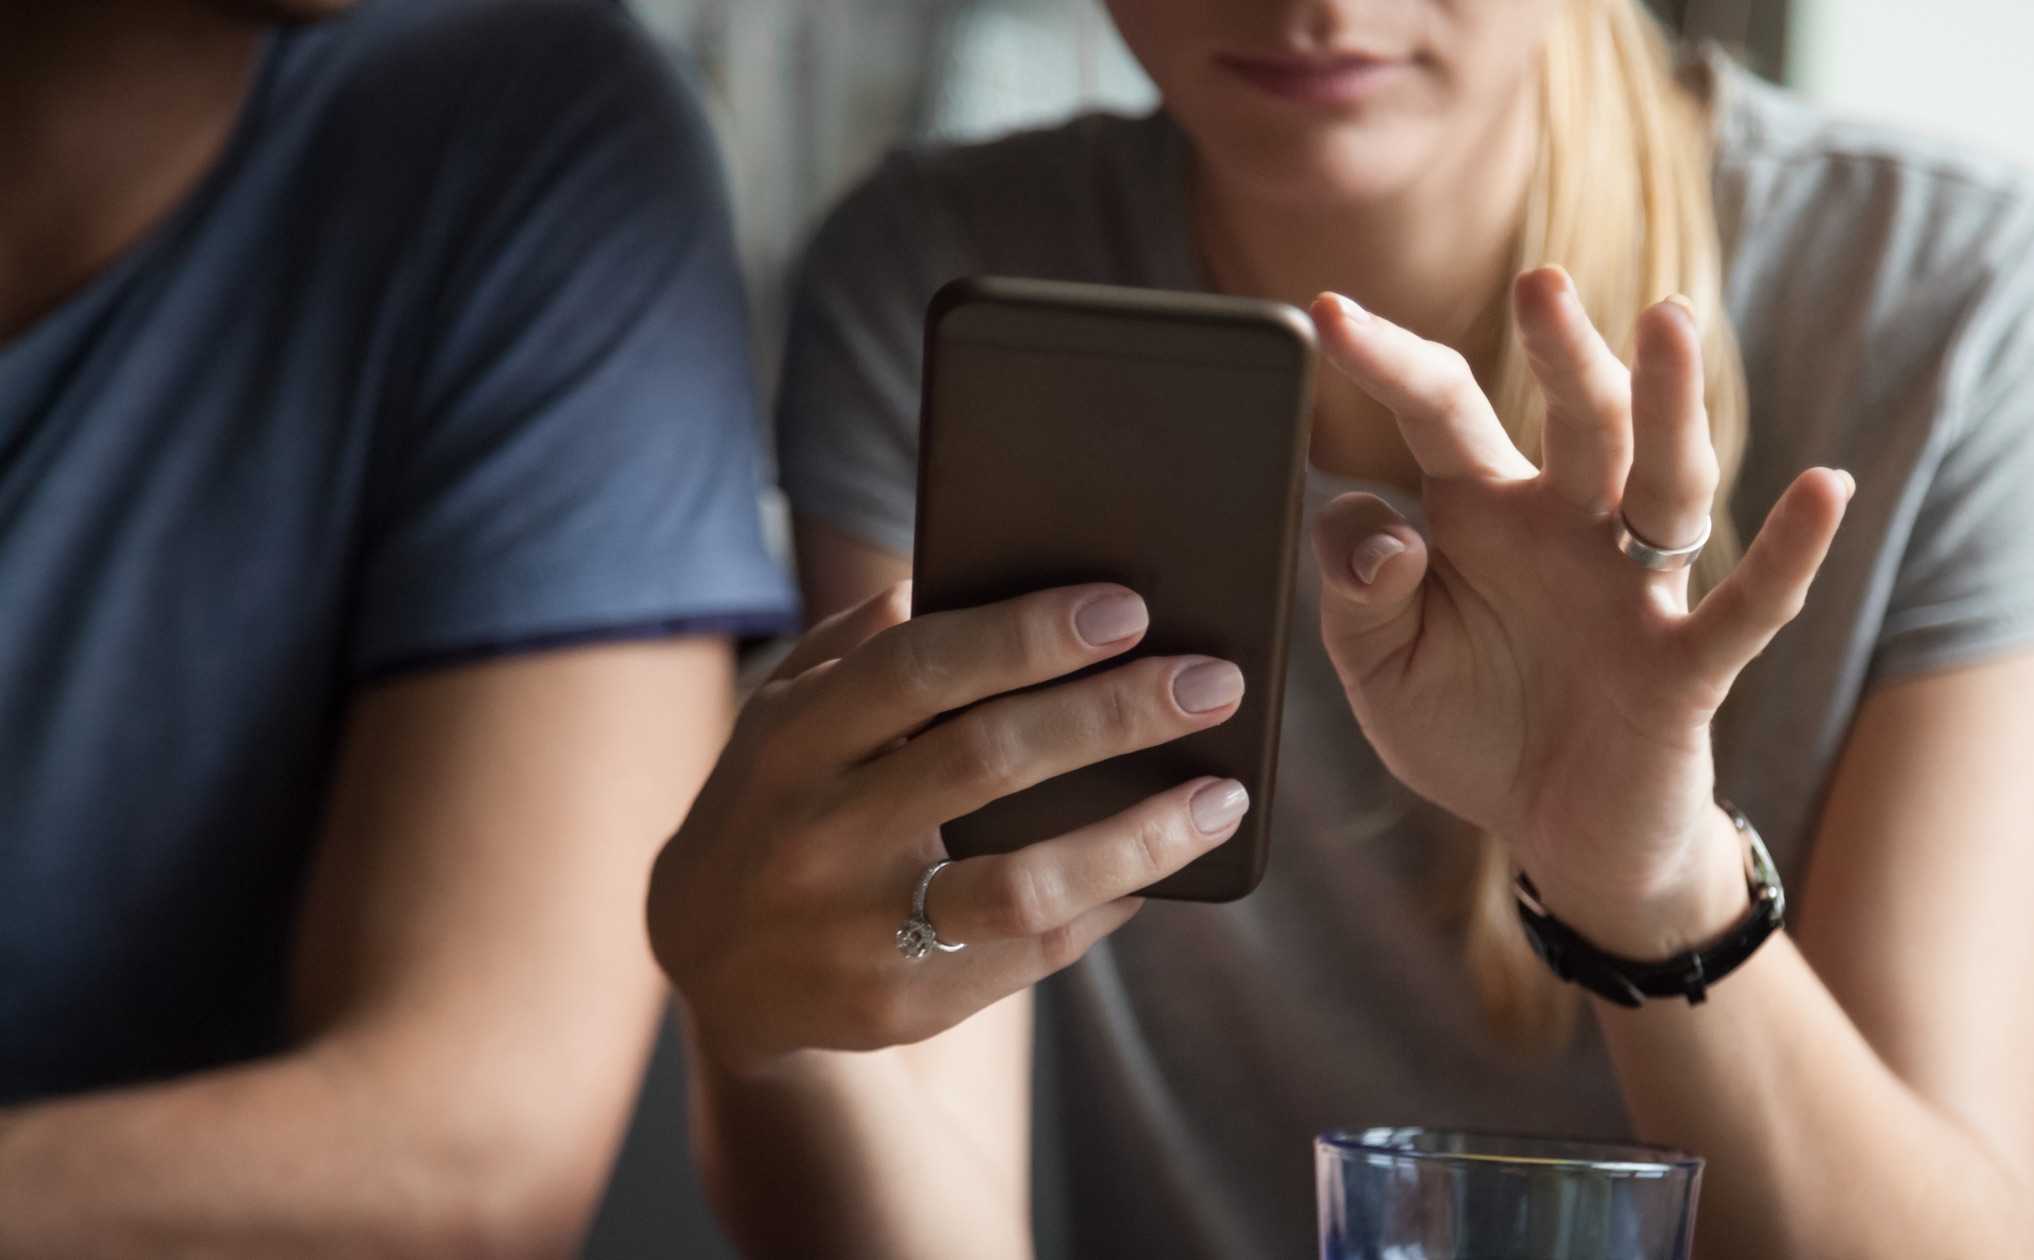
[1513,803,1785,1008]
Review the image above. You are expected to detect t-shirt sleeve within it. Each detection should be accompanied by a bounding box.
[774,155,949,561]
[349,8,795,678]
[1872,210,2034,682]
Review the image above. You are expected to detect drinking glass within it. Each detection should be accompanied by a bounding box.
[1316,1127,1703,1260]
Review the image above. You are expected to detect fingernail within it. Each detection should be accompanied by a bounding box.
[1074,592,1148,646]
[1837,469,1856,500]
[1664,293,1698,326]
[1351,533,1407,585]
[1190,779,1250,834]
[1334,293,1370,323]
[1172,659,1245,714]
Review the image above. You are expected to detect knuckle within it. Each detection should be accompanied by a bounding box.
[1034,921,1087,973]
[857,981,915,1047]
[1626,474,1711,525]
[1738,568,1799,625]
[1130,808,1179,881]
[950,716,1020,794]
[747,676,805,730]
[1698,578,1747,626]
[1582,367,1634,423]
[1432,344,1476,384]
[760,663,829,724]
[772,826,832,892]
[877,580,914,626]
[1690,447,1722,501]
[735,724,793,785]
[1768,583,1808,625]
[880,625,949,710]
[987,858,1056,938]
[1444,386,1490,425]
[1091,670,1146,744]
[1004,602,1060,675]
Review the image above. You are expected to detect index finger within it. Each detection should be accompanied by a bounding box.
[802,583,1151,763]
[1310,292,1537,482]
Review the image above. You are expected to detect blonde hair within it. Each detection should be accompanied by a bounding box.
[1462,0,1749,1050]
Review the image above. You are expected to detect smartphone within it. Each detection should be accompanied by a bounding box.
[913,276,1317,902]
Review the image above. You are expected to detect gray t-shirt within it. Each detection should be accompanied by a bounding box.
[777,58,2034,1257]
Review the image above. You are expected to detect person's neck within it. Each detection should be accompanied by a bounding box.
[1192,100,1539,485]
[0,3,265,341]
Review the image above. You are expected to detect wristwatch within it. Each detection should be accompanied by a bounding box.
[1513,802,1785,1008]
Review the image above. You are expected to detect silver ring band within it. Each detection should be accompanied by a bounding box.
[1614,512,1711,572]
[895,859,967,960]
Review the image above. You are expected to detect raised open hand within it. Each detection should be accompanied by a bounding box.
[1308,268,1851,953]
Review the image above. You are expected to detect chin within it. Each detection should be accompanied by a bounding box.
[1189,114,1438,209]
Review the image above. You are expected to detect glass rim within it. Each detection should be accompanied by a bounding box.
[1316,1127,1703,1176]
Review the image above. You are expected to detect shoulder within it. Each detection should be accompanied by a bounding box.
[1709,56,2034,449]
[1713,57,2034,350]
[309,0,674,101]
[285,0,717,198]
[264,6,759,498]
[1717,58,2034,242]
[280,0,734,314]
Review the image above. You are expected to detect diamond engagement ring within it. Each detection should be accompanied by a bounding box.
[895,859,967,960]
[1613,511,1711,572]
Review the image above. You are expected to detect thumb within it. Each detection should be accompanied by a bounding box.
[1311,492,1428,688]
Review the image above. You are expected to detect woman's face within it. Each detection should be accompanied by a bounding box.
[1104,0,1567,205]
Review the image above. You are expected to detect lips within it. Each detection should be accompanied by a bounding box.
[1214,49,1408,106]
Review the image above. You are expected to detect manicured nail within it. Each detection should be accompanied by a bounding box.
[1190,779,1250,834]
[1074,592,1148,646]
[1335,293,1370,323]
[1173,659,1245,714]
[1351,534,1407,585]
[1836,469,1857,500]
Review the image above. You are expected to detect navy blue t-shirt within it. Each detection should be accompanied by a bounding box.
[0,0,795,1102]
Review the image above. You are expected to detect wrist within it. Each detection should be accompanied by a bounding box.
[679,999,816,1090]
[1524,803,1750,962]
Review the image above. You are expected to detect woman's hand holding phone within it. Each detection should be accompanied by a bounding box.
[1307,268,1852,961]
[647,581,1248,1074]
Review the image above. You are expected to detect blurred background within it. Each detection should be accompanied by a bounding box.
[587,2,2031,1254]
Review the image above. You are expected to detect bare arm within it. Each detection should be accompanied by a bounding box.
[1600,654,2034,1258]
[662,514,1258,1257]
[681,519,1037,1259]
[1309,269,2034,1259]
[0,638,734,1258]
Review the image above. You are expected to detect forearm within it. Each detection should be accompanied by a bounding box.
[683,1011,1032,1260]
[0,1037,580,1259]
[1599,931,2032,1259]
